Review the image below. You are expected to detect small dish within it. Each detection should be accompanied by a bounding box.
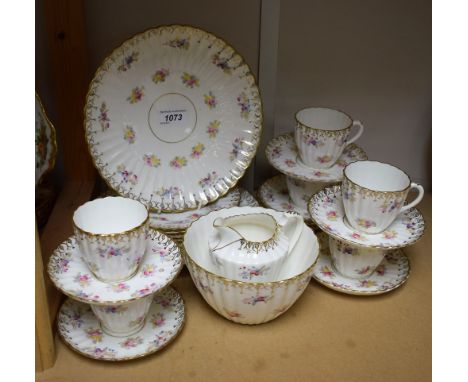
[57,287,185,361]
[313,233,410,295]
[265,133,367,183]
[184,206,319,324]
[258,175,313,225]
[308,185,425,249]
[48,229,182,305]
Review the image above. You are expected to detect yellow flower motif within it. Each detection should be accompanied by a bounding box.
[206,120,220,139]
[191,143,205,158]
[152,68,169,84]
[383,230,398,239]
[204,91,217,109]
[143,154,160,168]
[181,72,199,88]
[123,126,136,144]
[127,86,144,104]
[170,156,187,169]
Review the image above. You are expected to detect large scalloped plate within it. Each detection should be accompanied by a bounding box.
[85,25,262,212]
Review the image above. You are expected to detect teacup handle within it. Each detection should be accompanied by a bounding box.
[401,183,424,212]
[346,120,364,146]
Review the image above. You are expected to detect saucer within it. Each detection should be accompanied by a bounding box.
[258,175,312,224]
[265,133,367,182]
[58,287,185,361]
[238,187,260,207]
[313,233,410,295]
[150,189,240,231]
[308,185,425,249]
[48,229,183,305]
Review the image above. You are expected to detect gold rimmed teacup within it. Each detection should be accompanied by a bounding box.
[295,107,364,169]
[73,196,149,282]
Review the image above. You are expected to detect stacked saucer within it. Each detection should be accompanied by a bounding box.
[47,197,184,361]
[261,108,368,228]
[150,187,260,250]
[308,161,425,295]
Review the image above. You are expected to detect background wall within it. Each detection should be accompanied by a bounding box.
[271,0,431,190]
[35,0,431,191]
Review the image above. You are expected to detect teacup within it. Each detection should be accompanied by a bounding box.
[286,177,334,210]
[295,107,364,169]
[73,197,149,282]
[342,161,424,234]
[328,237,386,279]
[90,295,153,337]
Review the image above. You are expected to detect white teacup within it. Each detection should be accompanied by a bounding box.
[73,197,149,282]
[90,295,153,337]
[295,107,364,169]
[342,161,424,234]
[286,177,334,210]
[329,237,386,279]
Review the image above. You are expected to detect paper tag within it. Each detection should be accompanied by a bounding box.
[159,109,187,127]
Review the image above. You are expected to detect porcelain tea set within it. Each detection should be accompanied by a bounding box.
[44,25,425,361]
[261,106,425,294]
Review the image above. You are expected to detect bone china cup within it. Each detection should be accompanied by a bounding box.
[295,107,364,169]
[90,295,153,337]
[342,161,424,234]
[73,197,149,282]
[328,237,386,279]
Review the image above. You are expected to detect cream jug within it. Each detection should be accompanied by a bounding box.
[208,212,304,282]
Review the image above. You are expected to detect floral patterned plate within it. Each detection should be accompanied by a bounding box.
[238,187,260,207]
[58,287,184,361]
[48,229,182,305]
[313,232,410,295]
[35,92,57,186]
[84,25,262,212]
[265,133,367,182]
[150,189,240,230]
[258,175,312,224]
[308,185,425,249]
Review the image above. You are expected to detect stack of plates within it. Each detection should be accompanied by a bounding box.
[151,187,260,250]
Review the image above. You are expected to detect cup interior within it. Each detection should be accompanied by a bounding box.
[296,107,352,131]
[344,161,410,192]
[73,197,148,234]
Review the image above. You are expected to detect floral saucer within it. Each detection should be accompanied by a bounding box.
[150,189,240,230]
[58,287,185,361]
[265,133,367,182]
[258,175,312,224]
[48,229,182,305]
[313,233,410,295]
[84,25,262,212]
[308,185,425,249]
[238,187,260,207]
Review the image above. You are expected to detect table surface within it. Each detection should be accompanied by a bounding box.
[36,196,431,382]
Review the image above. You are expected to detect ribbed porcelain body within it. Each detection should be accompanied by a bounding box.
[184,206,319,324]
[328,237,386,279]
[90,295,153,337]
